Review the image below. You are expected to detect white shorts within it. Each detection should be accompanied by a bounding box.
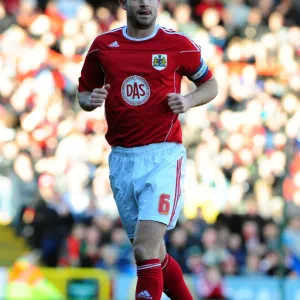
[109,142,186,239]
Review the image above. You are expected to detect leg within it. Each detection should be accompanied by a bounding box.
[133,221,166,261]
[131,143,191,299]
[159,239,167,262]
[132,236,193,300]
[159,240,193,300]
[130,238,166,261]
[133,220,166,300]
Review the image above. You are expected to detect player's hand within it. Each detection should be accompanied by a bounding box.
[167,93,191,114]
[90,84,110,108]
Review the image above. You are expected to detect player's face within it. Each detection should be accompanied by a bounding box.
[124,0,159,29]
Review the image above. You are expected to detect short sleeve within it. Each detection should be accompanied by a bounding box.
[78,39,105,92]
[178,35,212,85]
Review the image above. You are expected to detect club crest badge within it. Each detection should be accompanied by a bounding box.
[152,54,167,71]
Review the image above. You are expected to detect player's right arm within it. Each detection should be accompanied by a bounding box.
[77,38,108,112]
[77,85,110,111]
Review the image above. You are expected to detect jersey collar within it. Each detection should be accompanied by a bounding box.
[122,24,160,41]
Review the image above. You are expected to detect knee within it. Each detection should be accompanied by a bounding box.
[133,244,149,261]
[133,242,158,262]
[159,242,167,262]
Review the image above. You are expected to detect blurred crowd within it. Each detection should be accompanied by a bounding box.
[0,0,300,298]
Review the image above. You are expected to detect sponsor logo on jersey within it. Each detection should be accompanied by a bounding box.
[121,75,151,106]
[152,54,167,71]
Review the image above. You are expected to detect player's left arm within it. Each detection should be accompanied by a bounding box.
[167,77,218,114]
[168,37,218,114]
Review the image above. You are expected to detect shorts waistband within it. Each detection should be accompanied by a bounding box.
[111,142,180,157]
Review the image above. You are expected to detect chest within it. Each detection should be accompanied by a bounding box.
[100,46,179,81]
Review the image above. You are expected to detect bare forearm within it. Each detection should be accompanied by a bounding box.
[77,85,110,111]
[76,90,95,111]
[186,78,218,109]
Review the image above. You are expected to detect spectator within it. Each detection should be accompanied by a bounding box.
[215,204,242,235]
[110,227,134,274]
[259,250,290,276]
[197,266,226,300]
[96,244,119,273]
[283,217,300,275]
[10,151,39,234]
[243,200,267,236]
[194,0,224,20]
[194,207,209,239]
[223,0,251,34]
[32,175,74,266]
[80,225,101,267]
[242,253,262,276]
[263,222,280,251]
[59,223,86,267]
[186,246,202,274]
[167,228,189,273]
[241,221,264,254]
[201,228,230,267]
[227,233,246,270]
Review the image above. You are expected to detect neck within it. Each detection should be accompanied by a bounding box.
[126,22,157,39]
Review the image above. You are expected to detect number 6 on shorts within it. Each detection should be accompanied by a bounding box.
[158,194,170,215]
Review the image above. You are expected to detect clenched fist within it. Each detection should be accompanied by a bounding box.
[90,84,110,108]
[167,93,191,114]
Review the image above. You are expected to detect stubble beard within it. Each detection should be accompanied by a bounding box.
[127,10,157,29]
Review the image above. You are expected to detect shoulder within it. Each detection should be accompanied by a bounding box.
[159,27,201,52]
[87,26,125,54]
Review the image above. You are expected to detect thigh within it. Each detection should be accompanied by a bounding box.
[133,220,167,251]
[109,153,138,240]
[137,144,186,230]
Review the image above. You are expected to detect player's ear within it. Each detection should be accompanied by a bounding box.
[119,0,127,10]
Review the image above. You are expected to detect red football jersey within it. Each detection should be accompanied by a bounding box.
[78,25,212,147]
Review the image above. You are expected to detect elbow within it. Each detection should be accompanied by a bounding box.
[76,90,82,107]
[213,86,219,100]
[210,78,219,101]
